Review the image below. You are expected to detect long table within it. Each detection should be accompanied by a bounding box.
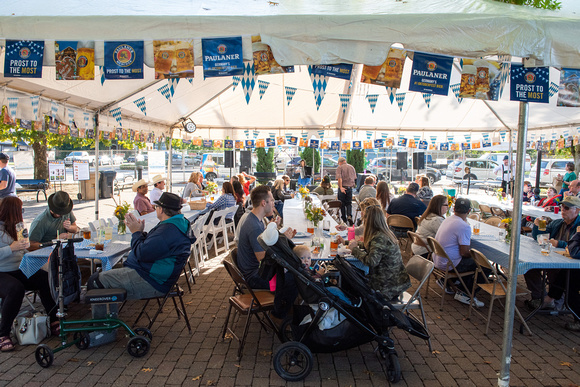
[140,201,202,232]
[473,197,562,221]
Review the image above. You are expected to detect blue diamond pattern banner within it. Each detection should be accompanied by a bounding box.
[308,65,329,110]
[549,81,559,98]
[7,98,18,120]
[366,94,379,113]
[386,87,395,104]
[422,93,432,108]
[110,107,122,127]
[339,94,350,112]
[232,76,241,91]
[68,108,75,126]
[241,62,256,104]
[134,97,147,116]
[30,96,39,120]
[51,101,59,119]
[497,55,511,98]
[396,93,406,112]
[285,87,297,106]
[450,83,463,104]
[258,80,269,100]
[158,84,172,103]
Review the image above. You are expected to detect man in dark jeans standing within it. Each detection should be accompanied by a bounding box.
[336,156,357,225]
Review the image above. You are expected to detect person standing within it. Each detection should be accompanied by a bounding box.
[0,153,16,203]
[557,162,577,196]
[149,175,166,204]
[295,160,311,187]
[336,157,357,224]
[493,156,512,195]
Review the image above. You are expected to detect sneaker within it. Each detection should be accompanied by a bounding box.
[454,291,484,308]
[565,320,580,332]
[525,298,542,311]
[436,278,455,295]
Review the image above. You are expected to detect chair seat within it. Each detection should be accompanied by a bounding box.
[478,283,529,297]
[230,292,275,312]
[390,291,420,310]
[433,267,475,279]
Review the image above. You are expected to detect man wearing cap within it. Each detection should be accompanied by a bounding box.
[336,157,357,224]
[0,152,16,202]
[87,192,194,299]
[433,197,486,308]
[132,179,154,215]
[493,155,512,195]
[28,191,79,251]
[524,195,580,310]
[386,182,427,228]
[149,175,165,204]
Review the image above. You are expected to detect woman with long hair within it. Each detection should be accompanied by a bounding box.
[348,205,411,301]
[182,172,207,198]
[376,181,393,211]
[416,175,434,203]
[412,194,447,257]
[232,180,246,205]
[0,197,59,351]
[237,172,256,196]
[204,181,237,223]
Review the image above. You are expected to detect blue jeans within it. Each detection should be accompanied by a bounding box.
[297,177,311,187]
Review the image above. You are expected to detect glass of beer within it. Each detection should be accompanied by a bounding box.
[82,227,91,240]
[473,222,480,235]
[540,242,551,256]
[538,218,547,231]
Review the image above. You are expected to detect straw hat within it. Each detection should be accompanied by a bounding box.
[132,179,149,192]
[151,175,166,185]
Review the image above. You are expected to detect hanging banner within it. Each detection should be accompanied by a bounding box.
[252,35,294,75]
[320,141,329,150]
[461,142,471,150]
[363,141,373,150]
[4,40,44,78]
[276,136,286,145]
[418,140,428,150]
[153,40,194,79]
[341,141,351,151]
[256,139,265,148]
[266,138,276,147]
[203,140,213,148]
[224,139,234,149]
[235,140,244,149]
[374,139,385,148]
[299,138,308,147]
[398,138,407,147]
[287,136,298,146]
[245,140,255,149]
[309,139,320,149]
[459,58,502,100]
[330,141,340,151]
[409,52,452,96]
[104,41,144,79]
[311,64,353,80]
[510,64,549,103]
[450,143,461,151]
[352,140,362,150]
[55,41,95,80]
[408,139,416,149]
[439,143,449,151]
[361,48,406,88]
[214,140,223,148]
[557,68,580,107]
[202,37,243,78]
[472,141,481,149]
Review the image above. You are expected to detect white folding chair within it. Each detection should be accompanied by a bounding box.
[204,208,231,256]
[223,205,238,246]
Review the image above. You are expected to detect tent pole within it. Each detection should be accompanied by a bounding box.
[168,128,173,193]
[94,115,100,222]
[498,101,528,387]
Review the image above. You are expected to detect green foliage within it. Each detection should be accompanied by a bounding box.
[300,147,321,173]
[493,0,561,10]
[346,149,365,173]
[256,148,275,172]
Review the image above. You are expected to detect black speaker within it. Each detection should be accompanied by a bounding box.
[396,152,407,170]
[240,150,251,170]
[304,166,312,177]
[413,152,425,170]
[224,150,234,168]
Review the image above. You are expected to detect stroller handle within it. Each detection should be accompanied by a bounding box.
[40,237,84,248]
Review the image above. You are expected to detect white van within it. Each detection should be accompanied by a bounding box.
[478,152,531,172]
[529,159,573,186]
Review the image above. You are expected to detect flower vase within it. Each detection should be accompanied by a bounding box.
[117,221,126,235]
[504,227,511,243]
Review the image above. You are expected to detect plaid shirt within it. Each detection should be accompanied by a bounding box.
[205,193,237,219]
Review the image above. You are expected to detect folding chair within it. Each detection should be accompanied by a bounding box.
[490,206,506,218]
[325,200,342,221]
[319,194,337,203]
[221,260,277,360]
[204,208,232,256]
[133,270,192,333]
[479,204,493,219]
[407,231,434,297]
[391,255,434,351]
[468,249,532,335]
[386,214,415,255]
[484,216,503,227]
[223,205,238,246]
[468,213,480,221]
[427,237,476,310]
[181,213,211,292]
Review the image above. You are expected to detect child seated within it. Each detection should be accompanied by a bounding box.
[293,245,326,279]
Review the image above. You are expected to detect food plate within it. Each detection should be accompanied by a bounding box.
[294,232,310,238]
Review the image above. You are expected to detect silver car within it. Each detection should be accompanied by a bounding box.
[446,158,499,180]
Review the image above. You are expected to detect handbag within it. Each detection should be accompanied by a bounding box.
[11,312,50,345]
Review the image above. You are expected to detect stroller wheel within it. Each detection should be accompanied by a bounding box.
[35,344,54,368]
[386,352,401,383]
[273,341,313,382]
[134,327,153,341]
[127,336,150,358]
[278,317,294,343]
[74,332,91,350]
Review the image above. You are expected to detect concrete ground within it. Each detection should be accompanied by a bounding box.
[1,179,579,386]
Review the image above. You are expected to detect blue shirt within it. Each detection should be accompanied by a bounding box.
[236,212,265,281]
[386,193,427,227]
[0,165,16,198]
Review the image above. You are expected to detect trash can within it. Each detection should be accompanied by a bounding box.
[99,171,117,199]
[80,172,97,200]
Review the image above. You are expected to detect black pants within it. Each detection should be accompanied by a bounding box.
[338,187,353,223]
[246,272,298,319]
[0,269,57,337]
[455,257,491,294]
[524,269,560,300]
[547,269,580,318]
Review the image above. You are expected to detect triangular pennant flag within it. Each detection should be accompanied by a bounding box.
[381,132,389,139]
[500,131,507,142]
[317,129,325,141]
[385,87,395,104]
[497,55,511,98]
[100,66,105,86]
[366,131,373,140]
[366,94,379,113]
[168,78,179,97]
[395,93,406,112]
[464,134,471,143]
[430,136,437,144]
[67,108,75,126]
[84,112,90,130]
[422,93,432,108]
[187,78,194,85]
[241,62,256,104]
[309,65,329,110]
[253,129,259,139]
[285,87,297,106]
[549,81,559,98]
[482,133,490,142]
[258,80,269,100]
[51,101,59,119]
[134,97,147,116]
[110,107,122,127]
[30,96,40,121]
[7,98,18,120]
[244,129,249,139]
[158,84,172,103]
[339,94,350,113]
[450,83,463,104]
[232,76,241,91]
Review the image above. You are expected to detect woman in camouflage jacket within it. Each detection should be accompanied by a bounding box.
[349,205,411,301]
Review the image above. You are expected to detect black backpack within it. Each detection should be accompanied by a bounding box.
[48,241,81,306]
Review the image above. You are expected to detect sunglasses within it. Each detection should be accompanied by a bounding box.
[561,205,573,211]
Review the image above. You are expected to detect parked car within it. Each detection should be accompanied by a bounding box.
[64,151,95,166]
[167,153,195,166]
[446,158,499,180]
[478,152,531,172]
[98,155,111,166]
[529,159,572,186]
[367,157,441,185]
[126,154,147,163]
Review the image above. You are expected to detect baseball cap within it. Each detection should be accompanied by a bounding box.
[454,198,471,214]
[560,196,580,208]
[0,152,9,161]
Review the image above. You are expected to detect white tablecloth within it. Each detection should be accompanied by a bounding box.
[474,197,562,221]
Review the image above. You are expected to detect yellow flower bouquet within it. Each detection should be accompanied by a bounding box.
[304,205,326,227]
[206,181,218,194]
[501,217,512,242]
[114,201,131,234]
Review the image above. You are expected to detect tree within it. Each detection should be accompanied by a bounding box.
[299,147,321,173]
[256,148,275,172]
[346,149,366,173]
[492,0,561,10]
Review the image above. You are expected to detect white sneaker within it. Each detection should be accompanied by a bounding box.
[436,278,456,295]
[454,291,484,308]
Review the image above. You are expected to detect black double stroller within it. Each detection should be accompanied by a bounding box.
[258,235,428,383]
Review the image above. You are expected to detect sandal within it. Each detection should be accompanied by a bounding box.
[0,336,15,352]
[50,322,60,337]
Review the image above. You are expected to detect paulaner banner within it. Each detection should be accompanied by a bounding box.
[252,35,294,75]
[104,41,144,79]
[4,40,44,78]
[459,58,502,100]
[311,64,353,80]
[361,47,407,88]
[409,52,452,96]
[153,40,194,79]
[510,64,549,103]
[55,41,95,80]
[202,37,244,78]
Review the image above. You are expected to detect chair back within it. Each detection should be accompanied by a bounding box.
[386,214,415,230]
[470,199,480,211]
[326,200,342,208]
[467,213,480,221]
[223,259,263,305]
[415,216,422,226]
[484,216,502,227]
[479,204,492,218]
[406,255,435,284]
[230,247,239,268]
[470,248,493,272]
[407,231,431,253]
[490,206,506,218]
[427,236,450,264]
[319,194,337,203]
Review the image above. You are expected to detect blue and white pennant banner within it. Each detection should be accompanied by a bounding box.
[51,101,59,119]
[241,62,256,104]
[84,112,90,129]
[385,87,395,104]
[232,76,241,91]
[497,55,511,98]
[158,84,172,103]
[308,65,329,110]
[339,94,350,113]
[285,87,297,106]
[395,93,405,112]
[366,94,378,113]
[134,97,147,116]
[7,98,18,120]
[317,129,325,140]
[110,107,122,127]
[367,131,373,140]
[67,108,75,127]
[30,96,40,121]
[258,80,269,100]
[549,82,559,98]
[430,136,437,144]
[450,84,462,104]
[422,93,432,109]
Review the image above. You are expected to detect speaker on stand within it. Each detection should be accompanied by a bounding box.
[240,150,251,173]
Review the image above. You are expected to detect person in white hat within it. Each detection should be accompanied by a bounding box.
[132,179,154,215]
[149,175,166,204]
